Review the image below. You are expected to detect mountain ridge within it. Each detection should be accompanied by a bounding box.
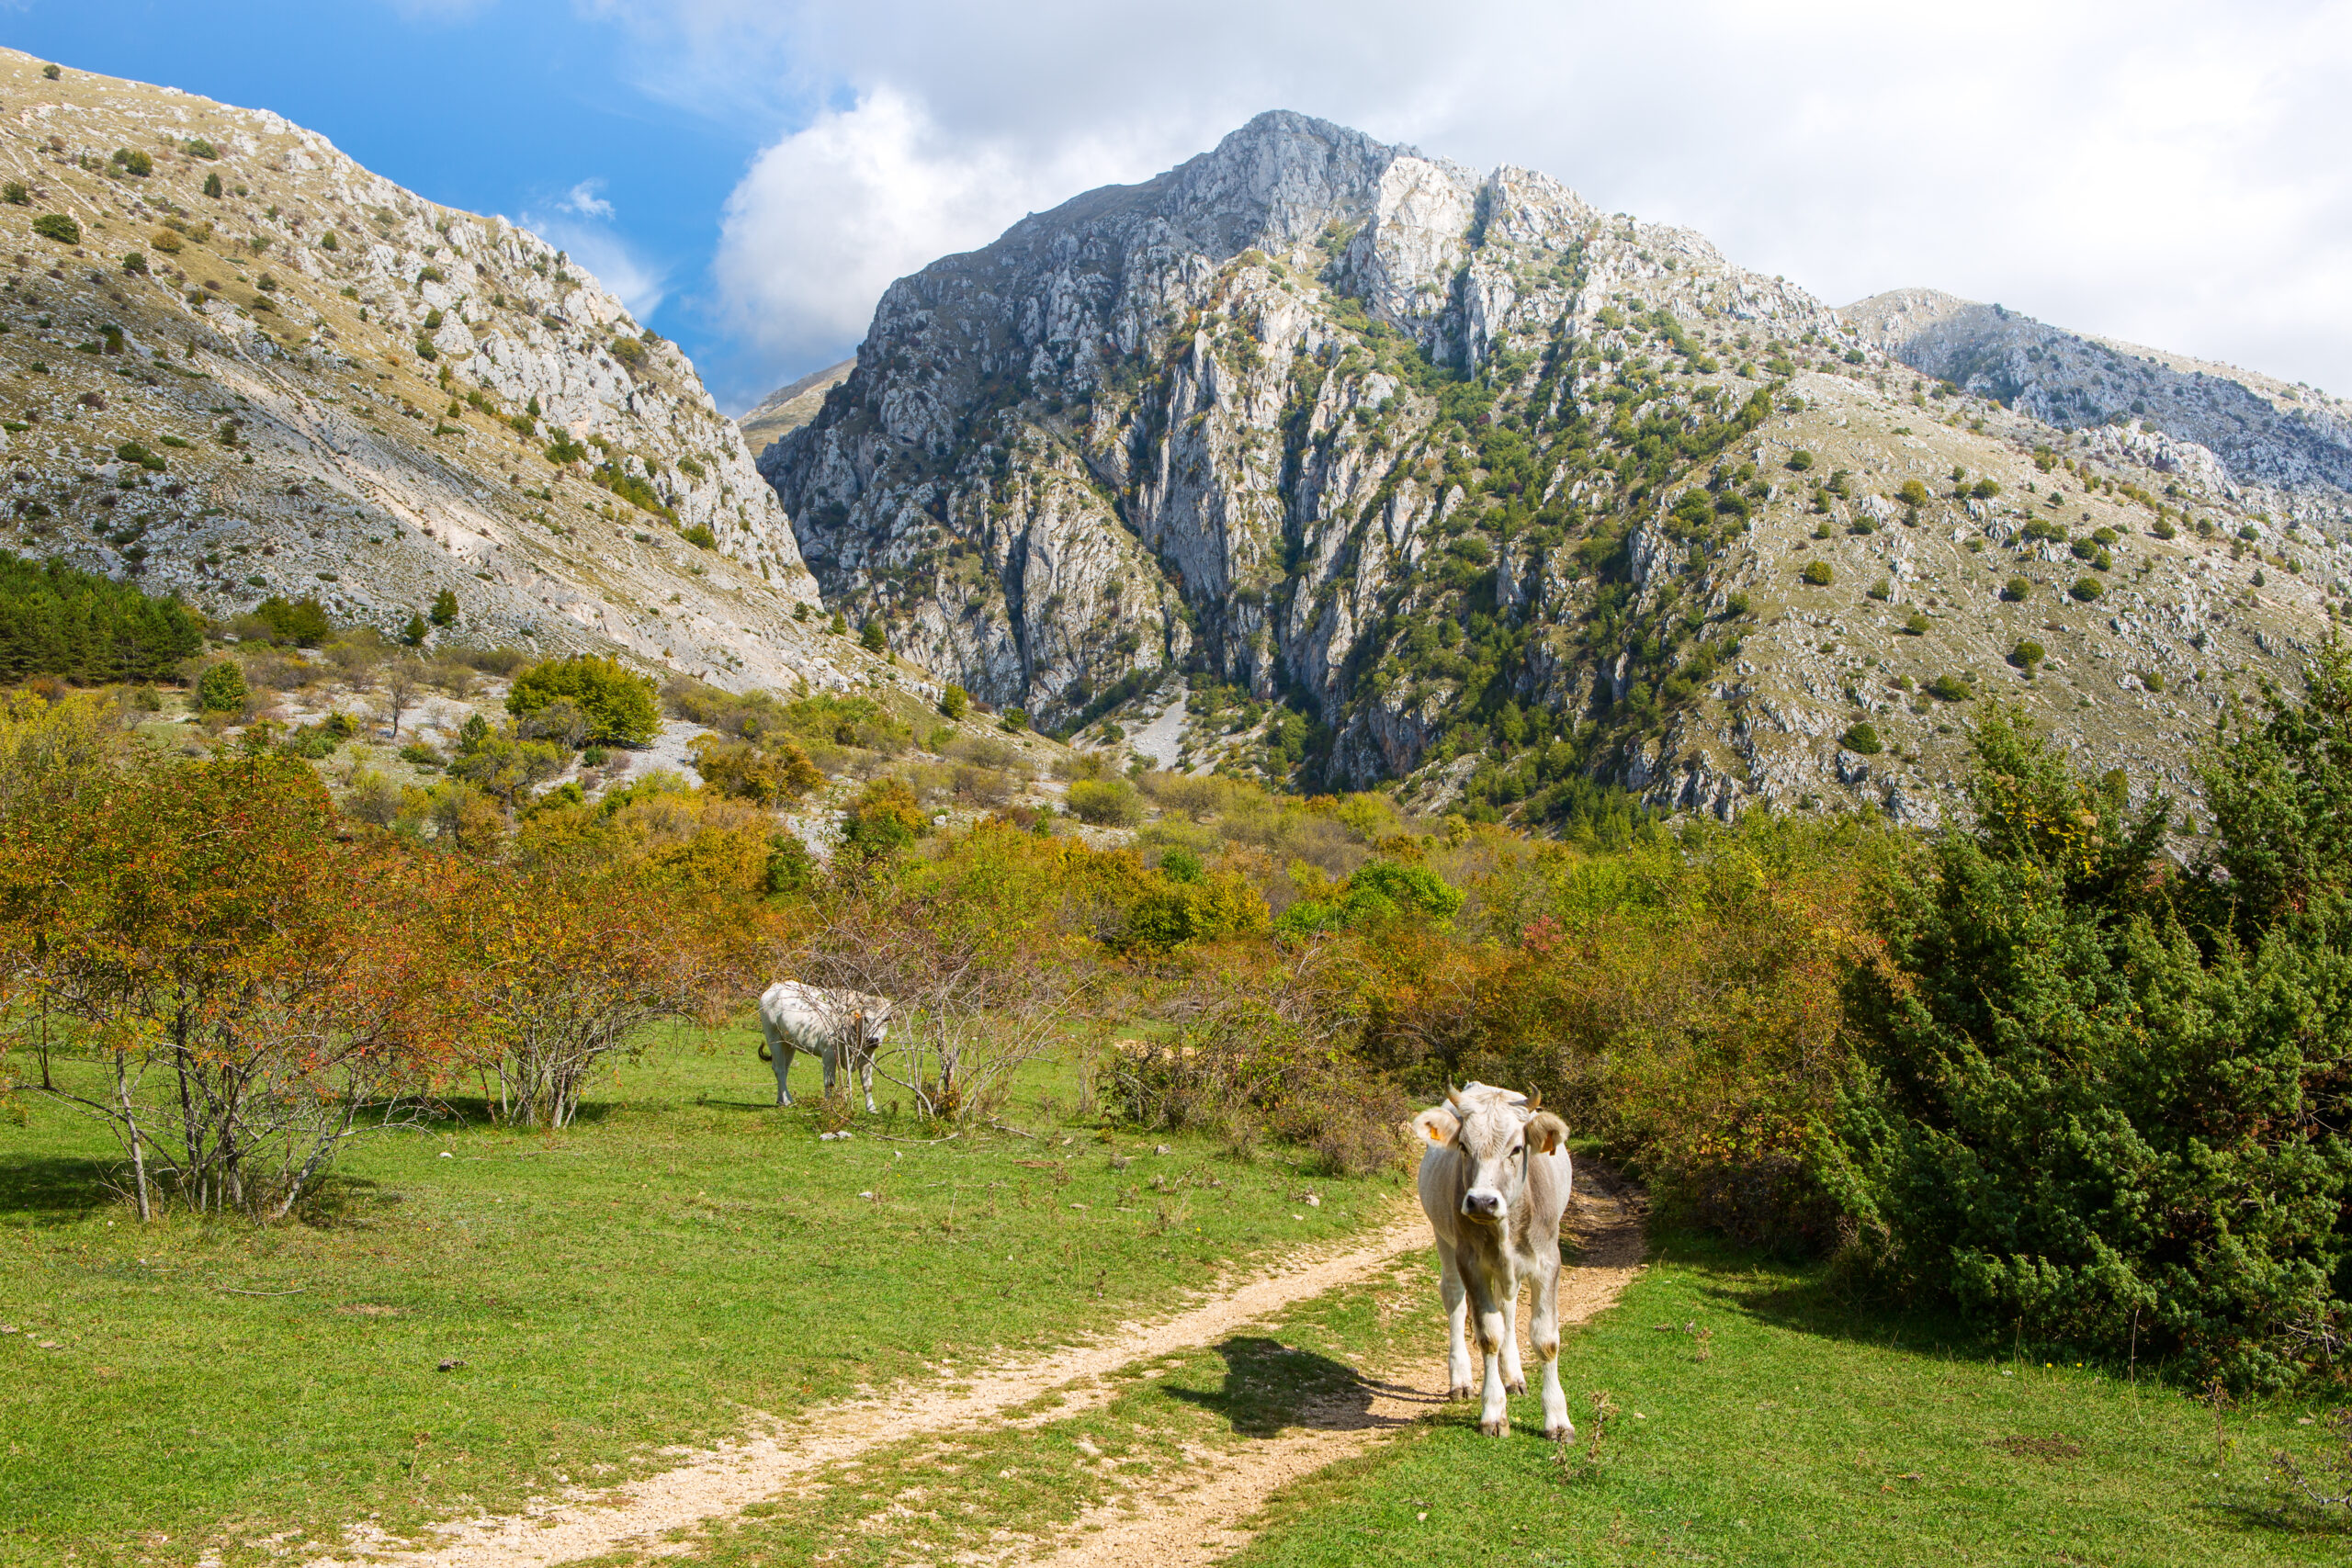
[762,109,2349,822]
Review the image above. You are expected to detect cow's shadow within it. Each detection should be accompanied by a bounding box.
[1164,1335,1433,1438]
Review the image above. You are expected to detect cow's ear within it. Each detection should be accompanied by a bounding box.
[1411,1107,1460,1147]
[1528,1111,1569,1156]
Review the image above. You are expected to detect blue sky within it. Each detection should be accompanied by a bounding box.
[2,2,2346,414]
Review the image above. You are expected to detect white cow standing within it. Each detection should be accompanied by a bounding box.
[757,981,893,1112]
[1412,1081,1575,1439]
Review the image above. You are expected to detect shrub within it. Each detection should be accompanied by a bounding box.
[196,660,247,714]
[1925,673,1973,702]
[2008,639,2046,671]
[184,138,219,159]
[828,611,848,636]
[609,336,648,369]
[1785,449,1814,471]
[1831,700,2352,1387]
[1841,723,1883,755]
[1904,611,1928,636]
[939,682,969,720]
[120,251,146,275]
[2069,576,2104,603]
[507,654,660,747]
[1868,577,1891,601]
[681,525,718,550]
[31,213,79,244]
[1799,560,1833,586]
[148,227,187,254]
[317,226,335,249]
[1722,592,1750,618]
[859,619,888,653]
[202,172,222,199]
[840,776,927,857]
[110,148,153,177]
[1896,479,1930,509]
[1275,859,1464,936]
[401,612,427,647]
[2153,517,2177,540]
[429,587,458,626]
[250,594,332,646]
[1118,870,1272,953]
[2002,576,2030,602]
[689,733,822,806]
[1001,707,1029,732]
[1066,777,1142,827]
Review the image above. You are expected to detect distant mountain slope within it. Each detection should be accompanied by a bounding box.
[0,49,858,695]
[738,358,855,458]
[1840,288,2352,508]
[763,110,2348,823]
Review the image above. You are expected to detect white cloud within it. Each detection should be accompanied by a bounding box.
[607,0,2352,400]
[556,180,616,220]
[709,88,1149,376]
[520,181,669,321]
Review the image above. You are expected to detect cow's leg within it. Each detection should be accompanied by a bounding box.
[1501,1270,1527,1394]
[1437,1243,1474,1400]
[1472,1275,1512,1437]
[1531,1249,1571,1442]
[820,1045,838,1099]
[765,1024,796,1107]
[857,1049,876,1113]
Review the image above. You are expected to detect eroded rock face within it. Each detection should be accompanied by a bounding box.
[766,110,2349,818]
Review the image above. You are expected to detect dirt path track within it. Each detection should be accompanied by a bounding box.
[308,1169,1645,1568]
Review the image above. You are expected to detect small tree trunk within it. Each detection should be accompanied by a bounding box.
[117,1054,152,1223]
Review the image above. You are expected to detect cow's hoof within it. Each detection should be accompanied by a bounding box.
[1545,1422,1575,1443]
[1504,1378,1527,1395]
[1446,1383,1476,1402]
[1478,1417,1508,1438]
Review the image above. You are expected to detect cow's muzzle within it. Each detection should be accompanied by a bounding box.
[1460,1189,1506,1224]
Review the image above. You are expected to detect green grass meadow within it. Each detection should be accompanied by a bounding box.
[0,1023,1402,1568]
[1235,1238,2350,1568]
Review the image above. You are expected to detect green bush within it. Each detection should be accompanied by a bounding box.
[1066,777,1142,827]
[859,619,888,653]
[184,138,219,160]
[196,660,246,714]
[506,654,659,747]
[1799,560,1833,586]
[681,525,718,550]
[202,173,222,199]
[2008,640,2046,671]
[1840,723,1883,755]
[1275,859,1464,936]
[2153,517,2177,540]
[1896,479,1929,509]
[938,682,969,721]
[1926,673,1973,703]
[1832,697,2352,1387]
[429,587,458,626]
[608,336,648,369]
[1,182,26,206]
[1000,707,1029,733]
[1785,449,1814,471]
[1903,611,1928,636]
[31,213,79,244]
[2002,576,2031,602]
[840,776,927,857]
[110,148,153,177]
[250,594,332,646]
[2069,576,2104,603]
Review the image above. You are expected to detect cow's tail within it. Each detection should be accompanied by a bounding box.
[757,1040,773,1063]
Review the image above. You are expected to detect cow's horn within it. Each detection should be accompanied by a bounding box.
[1526,1089,1542,1111]
[1445,1084,1462,1108]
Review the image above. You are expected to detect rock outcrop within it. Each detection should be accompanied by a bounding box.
[739,357,855,458]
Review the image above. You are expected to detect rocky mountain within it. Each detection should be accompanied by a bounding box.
[0,50,871,697]
[1842,288,2352,511]
[763,110,2351,824]
[739,357,855,457]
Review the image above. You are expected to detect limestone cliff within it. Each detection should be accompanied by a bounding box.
[763,111,2352,825]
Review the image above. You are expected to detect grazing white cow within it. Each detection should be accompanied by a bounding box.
[757,981,893,1111]
[1413,1081,1574,1439]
